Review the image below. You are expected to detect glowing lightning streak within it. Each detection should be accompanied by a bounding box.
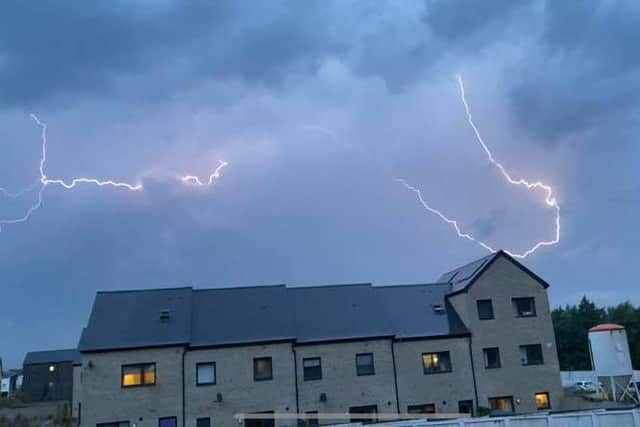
[181,160,229,186]
[0,114,227,231]
[396,75,561,259]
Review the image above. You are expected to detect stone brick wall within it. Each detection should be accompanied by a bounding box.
[448,255,563,413]
[295,339,398,419]
[77,346,185,427]
[185,342,296,427]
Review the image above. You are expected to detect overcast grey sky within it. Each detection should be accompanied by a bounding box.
[1,1,638,368]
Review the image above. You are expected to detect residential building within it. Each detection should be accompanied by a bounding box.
[74,251,563,427]
[22,349,81,402]
[0,368,23,397]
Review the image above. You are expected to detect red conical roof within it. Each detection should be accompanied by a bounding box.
[589,323,625,332]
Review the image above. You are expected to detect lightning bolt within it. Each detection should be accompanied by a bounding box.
[396,74,561,259]
[0,114,227,231]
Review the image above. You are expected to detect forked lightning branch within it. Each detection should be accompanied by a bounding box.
[0,114,228,231]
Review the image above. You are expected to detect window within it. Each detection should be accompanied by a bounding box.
[349,405,378,423]
[304,411,319,427]
[488,396,514,412]
[121,363,155,387]
[483,348,501,369]
[407,403,435,414]
[520,344,544,366]
[196,362,216,386]
[253,357,273,381]
[458,400,473,415]
[477,299,494,320]
[513,297,536,317]
[535,392,551,410]
[422,352,452,374]
[197,418,211,427]
[303,357,322,381]
[159,417,178,427]
[356,353,375,376]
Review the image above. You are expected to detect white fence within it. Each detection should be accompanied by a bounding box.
[343,410,640,427]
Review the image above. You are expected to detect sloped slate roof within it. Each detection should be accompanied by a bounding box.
[191,285,295,347]
[438,253,497,294]
[375,283,468,339]
[291,284,394,343]
[438,250,550,295]
[24,349,81,366]
[79,252,546,352]
[79,287,192,352]
[78,282,470,352]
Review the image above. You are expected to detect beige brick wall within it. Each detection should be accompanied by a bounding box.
[295,339,398,420]
[448,255,563,413]
[394,337,475,414]
[185,342,297,427]
[77,346,185,427]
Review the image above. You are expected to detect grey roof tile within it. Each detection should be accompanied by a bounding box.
[78,287,192,352]
[190,285,295,347]
[24,349,80,366]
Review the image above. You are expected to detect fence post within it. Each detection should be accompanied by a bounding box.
[591,413,598,427]
[632,409,640,427]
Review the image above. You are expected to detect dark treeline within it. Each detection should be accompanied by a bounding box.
[553,297,640,370]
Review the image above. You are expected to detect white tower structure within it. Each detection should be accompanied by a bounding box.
[588,323,638,402]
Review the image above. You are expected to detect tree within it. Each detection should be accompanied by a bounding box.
[553,297,640,371]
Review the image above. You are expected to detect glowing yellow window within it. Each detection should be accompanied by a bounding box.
[121,363,156,387]
[535,392,550,410]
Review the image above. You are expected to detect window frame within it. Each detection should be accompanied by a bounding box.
[488,396,514,413]
[158,416,178,427]
[355,353,375,376]
[302,357,322,381]
[253,357,273,381]
[520,344,544,366]
[483,347,501,369]
[349,404,378,424]
[476,299,495,320]
[535,392,551,410]
[121,362,156,388]
[458,400,473,415]
[196,417,211,427]
[196,362,216,386]
[407,403,436,414]
[422,351,452,375]
[513,297,537,318]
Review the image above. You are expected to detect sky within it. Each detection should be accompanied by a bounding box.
[1,1,638,368]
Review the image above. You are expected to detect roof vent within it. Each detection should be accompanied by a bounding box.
[159,309,171,322]
[432,304,445,314]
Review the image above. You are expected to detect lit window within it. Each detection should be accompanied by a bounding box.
[535,392,551,410]
[253,357,273,381]
[520,344,544,366]
[48,365,56,373]
[121,363,156,387]
[488,396,514,412]
[303,357,322,381]
[513,298,536,317]
[483,348,501,369]
[196,362,216,386]
[422,352,452,374]
[355,353,375,376]
[477,300,494,320]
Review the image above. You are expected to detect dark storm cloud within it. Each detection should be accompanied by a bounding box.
[423,0,531,42]
[0,1,344,107]
[508,1,640,143]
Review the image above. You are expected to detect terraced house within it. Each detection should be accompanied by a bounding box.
[73,251,562,427]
